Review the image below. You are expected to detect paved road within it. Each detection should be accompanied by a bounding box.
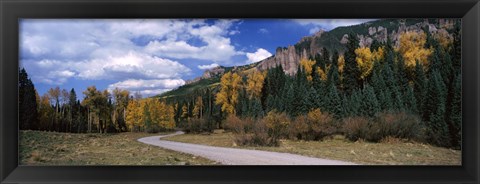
[138,131,356,165]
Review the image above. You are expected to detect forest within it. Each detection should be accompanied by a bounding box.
[19,20,461,149]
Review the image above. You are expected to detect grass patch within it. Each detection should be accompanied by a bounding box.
[19,130,218,165]
[164,129,461,165]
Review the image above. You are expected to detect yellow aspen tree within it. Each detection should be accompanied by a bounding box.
[397,31,433,68]
[246,71,265,99]
[193,96,204,118]
[355,46,384,80]
[215,72,242,115]
[338,55,345,74]
[300,58,315,81]
[316,66,328,81]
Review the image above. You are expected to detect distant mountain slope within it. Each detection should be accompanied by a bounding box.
[156,18,454,99]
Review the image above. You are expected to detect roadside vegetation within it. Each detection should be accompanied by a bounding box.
[19,130,217,165]
[164,129,461,165]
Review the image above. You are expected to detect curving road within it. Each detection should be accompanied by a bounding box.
[138,131,356,165]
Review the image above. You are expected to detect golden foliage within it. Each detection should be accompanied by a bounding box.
[193,96,204,118]
[338,55,345,74]
[355,46,384,79]
[300,58,316,81]
[125,98,175,131]
[246,71,265,99]
[215,72,243,115]
[316,67,328,81]
[397,31,433,68]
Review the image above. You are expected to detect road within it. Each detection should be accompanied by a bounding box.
[137,131,357,165]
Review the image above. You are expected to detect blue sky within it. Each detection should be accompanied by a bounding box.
[20,19,373,98]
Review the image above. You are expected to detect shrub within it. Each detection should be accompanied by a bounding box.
[307,109,337,140]
[224,115,255,134]
[233,120,271,146]
[342,112,425,142]
[342,116,370,141]
[232,111,289,147]
[263,110,290,142]
[184,117,214,134]
[368,111,424,142]
[289,115,309,140]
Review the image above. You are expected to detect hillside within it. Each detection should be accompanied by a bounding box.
[156,18,455,99]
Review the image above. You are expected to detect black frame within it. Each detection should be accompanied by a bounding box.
[1,0,479,183]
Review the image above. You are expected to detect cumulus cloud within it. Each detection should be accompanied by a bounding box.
[245,48,272,64]
[198,63,219,70]
[293,19,376,32]
[108,79,185,97]
[20,19,245,96]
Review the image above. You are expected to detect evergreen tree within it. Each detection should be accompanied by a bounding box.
[404,85,418,114]
[414,60,427,117]
[343,33,361,94]
[424,70,450,147]
[325,83,342,117]
[248,97,264,118]
[360,85,380,117]
[307,87,321,110]
[19,68,38,130]
[449,74,461,148]
[283,81,295,116]
[322,48,331,66]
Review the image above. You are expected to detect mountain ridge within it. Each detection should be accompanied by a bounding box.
[157,18,455,99]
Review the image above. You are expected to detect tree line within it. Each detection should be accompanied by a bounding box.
[19,71,175,133]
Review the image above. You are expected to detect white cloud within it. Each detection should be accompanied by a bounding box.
[108,79,185,97]
[20,19,245,95]
[258,28,269,34]
[246,48,272,64]
[144,19,241,62]
[22,51,191,85]
[293,19,376,31]
[198,63,219,70]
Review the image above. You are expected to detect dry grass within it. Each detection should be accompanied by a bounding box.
[19,130,218,165]
[164,130,461,165]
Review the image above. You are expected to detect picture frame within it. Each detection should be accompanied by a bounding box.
[1,0,479,183]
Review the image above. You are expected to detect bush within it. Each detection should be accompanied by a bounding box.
[224,115,254,134]
[231,111,290,147]
[368,111,424,142]
[184,117,214,134]
[307,109,337,140]
[290,109,337,141]
[289,115,309,140]
[233,120,271,146]
[342,116,370,141]
[342,112,425,142]
[263,110,290,143]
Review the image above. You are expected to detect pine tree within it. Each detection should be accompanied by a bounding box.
[19,68,38,130]
[284,83,295,117]
[322,48,331,66]
[307,87,321,110]
[414,60,427,117]
[449,74,461,148]
[360,85,380,117]
[343,33,361,94]
[326,83,342,118]
[424,70,450,147]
